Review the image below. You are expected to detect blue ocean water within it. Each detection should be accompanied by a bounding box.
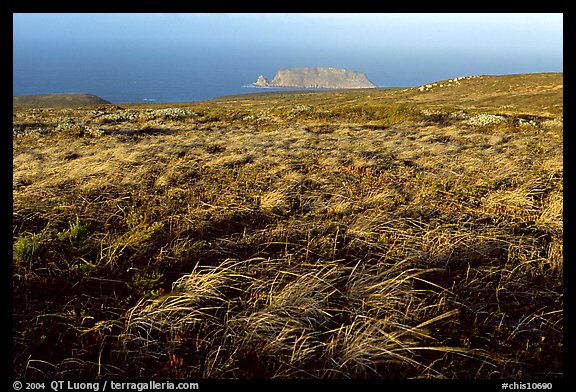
[13,41,562,104]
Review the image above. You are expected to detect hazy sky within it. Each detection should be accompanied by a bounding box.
[13,13,563,54]
[13,13,563,93]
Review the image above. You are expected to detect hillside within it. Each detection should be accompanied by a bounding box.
[13,93,110,107]
[253,67,376,89]
[12,72,563,379]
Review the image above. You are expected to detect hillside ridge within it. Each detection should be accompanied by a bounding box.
[13,93,110,108]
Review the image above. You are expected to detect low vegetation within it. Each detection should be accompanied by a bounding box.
[13,73,563,378]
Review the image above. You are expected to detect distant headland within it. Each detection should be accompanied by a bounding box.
[253,67,376,89]
[13,93,111,107]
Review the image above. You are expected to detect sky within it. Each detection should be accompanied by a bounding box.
[12,13,563,94]
[13,13,563,53]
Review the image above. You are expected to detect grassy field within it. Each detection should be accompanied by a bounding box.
[12,72,563,379]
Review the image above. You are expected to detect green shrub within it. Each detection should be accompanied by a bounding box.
[384,103,422,124]
[57,215,88,245]
[13,233,43,263]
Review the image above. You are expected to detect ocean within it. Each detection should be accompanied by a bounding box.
[13,40,562,104]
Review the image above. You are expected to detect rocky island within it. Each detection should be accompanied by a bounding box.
[253,67,376,89]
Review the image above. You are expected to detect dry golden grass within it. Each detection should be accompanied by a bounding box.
[13,73,562,379]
